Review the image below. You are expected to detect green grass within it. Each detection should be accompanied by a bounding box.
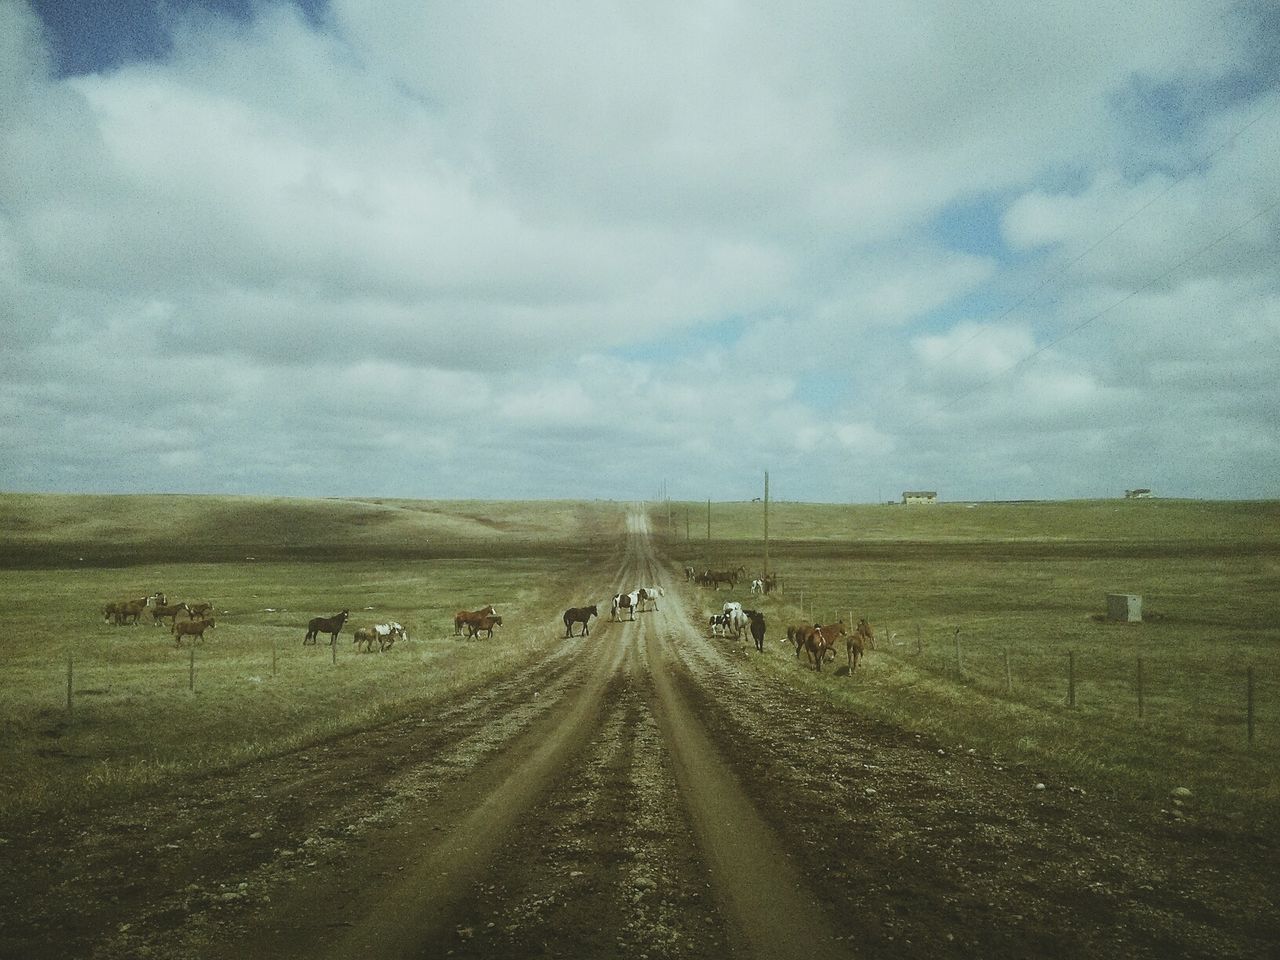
[3,493,1277,830]
[0,494,626,567]
[0,496,626,825]
[665,498,1280,823]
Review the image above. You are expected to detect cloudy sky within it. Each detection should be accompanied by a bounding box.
[2,0,1277,503]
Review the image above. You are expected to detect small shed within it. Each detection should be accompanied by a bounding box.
[1106,593,1143,622]
[902,491,938,505]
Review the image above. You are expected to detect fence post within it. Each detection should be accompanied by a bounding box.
[1137,656,1144,718]
[1247,667,1255,745]
[1068,650,1076,708]
[189,647,195,692]
[1004,648,1011,693]
[66,652,74,717]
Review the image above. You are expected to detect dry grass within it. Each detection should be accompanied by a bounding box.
[0,496,625,825]
[668,498,1280,822]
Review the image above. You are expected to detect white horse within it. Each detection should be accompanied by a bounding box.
[750,578,764,595]
[637,586,665,611]
[374,621,408,646]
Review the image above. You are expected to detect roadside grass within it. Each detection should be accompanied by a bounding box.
[661,496,1280,547]
[0,501,624,826]
[666,499,1280,824]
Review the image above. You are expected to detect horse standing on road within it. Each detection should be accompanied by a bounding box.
[563,605,598,637]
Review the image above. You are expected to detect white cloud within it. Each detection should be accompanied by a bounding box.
[0,0,1276,501]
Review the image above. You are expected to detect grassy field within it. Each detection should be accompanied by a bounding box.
[662,498,1280,822]
[0,496,626,825]
[3,494,1276,830]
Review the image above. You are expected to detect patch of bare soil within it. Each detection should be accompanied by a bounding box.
[2,512,1276,960]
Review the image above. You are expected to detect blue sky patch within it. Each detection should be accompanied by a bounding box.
[31,0,328,76]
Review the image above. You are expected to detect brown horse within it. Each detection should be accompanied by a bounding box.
[304,609,348,645]
[454,604,497,636]
[563,605,598,637]
[466,615,502,639]
[173,617,215,647]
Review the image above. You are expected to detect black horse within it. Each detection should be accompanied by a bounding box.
[563,604,598,637]
[304,609,349,645]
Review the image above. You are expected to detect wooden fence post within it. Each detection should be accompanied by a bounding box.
[1068,650,1076,708]
[1247,667,1255,745]
[1137,656,1144,719]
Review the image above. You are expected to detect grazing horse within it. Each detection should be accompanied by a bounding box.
[702,566,746,590]
[304,609,349,645]
[563,605,598,637]
[454,604,498,636]
[683,565,696,581]
[173,617,215,646]
[150,602,190,626]
[637,587,664,611]
[106,596,153,626]
[611,591,639,621]
[467,615,502,639]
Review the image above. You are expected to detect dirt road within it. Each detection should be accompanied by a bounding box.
[2,508,1276,959]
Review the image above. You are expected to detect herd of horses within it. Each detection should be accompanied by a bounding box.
[99,579,876,673]
[101,593,216,647]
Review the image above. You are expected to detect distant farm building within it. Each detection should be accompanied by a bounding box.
[1125,489,1153,499]
[902,491,938,505]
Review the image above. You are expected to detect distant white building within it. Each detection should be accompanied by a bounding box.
[902,491,938,505]
[1124,488,1153,499]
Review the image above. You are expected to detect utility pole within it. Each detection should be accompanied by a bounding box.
[706,498,711,541]
[763,470,770,577]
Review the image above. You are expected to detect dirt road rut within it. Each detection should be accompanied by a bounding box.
[3,507,1276,959]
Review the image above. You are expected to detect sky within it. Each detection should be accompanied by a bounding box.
[1,0,1277,503]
